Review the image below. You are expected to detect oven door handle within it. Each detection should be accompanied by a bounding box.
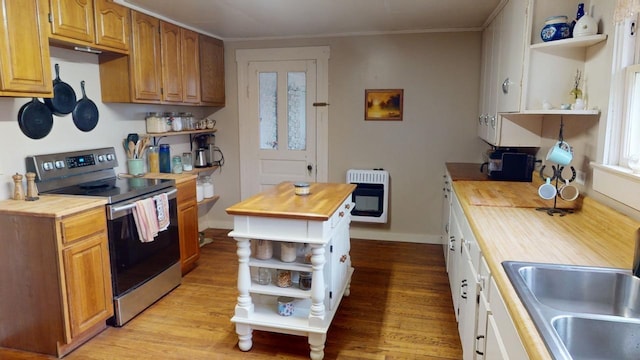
[108,188,177,217]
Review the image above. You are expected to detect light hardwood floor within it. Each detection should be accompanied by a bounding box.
[1,229,462,359]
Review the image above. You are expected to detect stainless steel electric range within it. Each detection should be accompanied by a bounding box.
[26,147,181,326]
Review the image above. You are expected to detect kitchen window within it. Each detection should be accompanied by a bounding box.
[594,5,640,211]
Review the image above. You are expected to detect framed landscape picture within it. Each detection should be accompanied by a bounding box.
[365,89,404,121]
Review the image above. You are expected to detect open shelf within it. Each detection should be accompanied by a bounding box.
[249,257,312,272]
[530,34,607,51]
[250,283,312,298]
[143,128,217,137]
[520,109,601,116]
[185,165,219,175]
[197,195,219,206]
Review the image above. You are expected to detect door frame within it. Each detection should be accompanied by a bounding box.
[236,46,330,199]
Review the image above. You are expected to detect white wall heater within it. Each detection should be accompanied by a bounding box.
[346,169,389,223]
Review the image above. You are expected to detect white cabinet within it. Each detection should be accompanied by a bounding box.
[478,0,540,146]
[496,0,529,113]
[484,278,529,359]
[441,170,452,263]
[444,177,529,360]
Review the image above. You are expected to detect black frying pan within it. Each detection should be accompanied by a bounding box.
[72,81,99,132]
[18,98,54,139]
[44,64,76,116]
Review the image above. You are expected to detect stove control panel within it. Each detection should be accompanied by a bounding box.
[26,147,119,183]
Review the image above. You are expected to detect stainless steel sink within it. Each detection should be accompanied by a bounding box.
[503,261,640,360]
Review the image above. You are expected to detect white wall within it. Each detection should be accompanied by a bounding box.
[203,32,487,243]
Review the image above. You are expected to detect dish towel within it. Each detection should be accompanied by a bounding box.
[154,193,170,231]
[133,198,159,242]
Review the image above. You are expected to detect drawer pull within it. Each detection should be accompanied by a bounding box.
[340,255,347,263]
[339,211,345,217]
[345,203,351,209]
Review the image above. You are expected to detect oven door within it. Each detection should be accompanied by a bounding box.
[106,188,180,297]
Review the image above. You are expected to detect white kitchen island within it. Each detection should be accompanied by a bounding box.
[226,182,356,360]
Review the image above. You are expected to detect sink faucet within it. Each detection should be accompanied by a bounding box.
[634,229,640,278]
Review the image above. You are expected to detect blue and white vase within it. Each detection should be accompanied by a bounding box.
[541,16,571,42]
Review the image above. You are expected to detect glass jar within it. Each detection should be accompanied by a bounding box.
[147,145,160,172]
[203,175,214,198]
[159,144,171,173]
[298,271,312,290]
[252,267,271,285]
[182,152,193,171]
[276,269,292,288]
[196,177,204,202]
[145,112,165,133]
[280,242,297,262]
[255,240,273,260]
[172,156,183,174]
[184,112,194,130]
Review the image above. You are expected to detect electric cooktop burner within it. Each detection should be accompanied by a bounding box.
[46,177,174,204]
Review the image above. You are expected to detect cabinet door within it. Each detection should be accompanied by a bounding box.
[49,0,95,43]
[329,217,350,310]
[160,21,183,102]
[448,212,462,321]
[0,0,52,95]
[485,14,501,145]
[485,314,509,360]
[130,11,161,102]
[94,0,129,51]
[181,28,200,103]
[459,244,479,360]
[177,180,199,274]
[62,233,113,339]
[478,18,495,141]
[199,35,225,106]
[441,172,451,261]
[496,0,528,113]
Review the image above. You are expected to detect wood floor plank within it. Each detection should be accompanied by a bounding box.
[0,229,462,359]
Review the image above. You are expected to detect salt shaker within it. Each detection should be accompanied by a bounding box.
[25,172,39,200]
[12,173,24,200]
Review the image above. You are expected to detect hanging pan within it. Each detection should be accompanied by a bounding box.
[17,98,53,139]
[72,80,99,132]
[44,64,76,116]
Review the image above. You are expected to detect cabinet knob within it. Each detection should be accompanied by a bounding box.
[339,211,345,217]
[345,203,351,209]
[502,77,510,94]
[340,254,347,263]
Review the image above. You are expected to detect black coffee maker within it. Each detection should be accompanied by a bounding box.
[480,149,535,182]
[194,134,224,167]
[193,135,209,168]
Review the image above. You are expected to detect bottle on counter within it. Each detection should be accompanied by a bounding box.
[147,145,160,173]
[159,144,171,173]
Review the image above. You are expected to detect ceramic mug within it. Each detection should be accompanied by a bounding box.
[559,180,579,201]
[538,178,557,200]
[546,141,573,166]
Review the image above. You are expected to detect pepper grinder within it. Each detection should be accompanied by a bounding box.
[12,173,24,200]
[26,172,39,200]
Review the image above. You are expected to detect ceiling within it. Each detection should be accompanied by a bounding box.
[118,0,503,41]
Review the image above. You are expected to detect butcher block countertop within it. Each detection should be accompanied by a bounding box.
[226,182,356,220]
[0,195,107,218]
[448,163,640,360]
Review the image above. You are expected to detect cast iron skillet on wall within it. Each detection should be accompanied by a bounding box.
[72,80,99,132]
[44,64,76,116]
[18,98,54,139]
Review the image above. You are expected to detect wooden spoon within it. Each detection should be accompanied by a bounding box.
[128,140,135,159]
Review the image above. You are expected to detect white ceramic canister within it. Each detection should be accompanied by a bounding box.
[196,178,204,202]
[280,242,297,262]
[255,240,273,260]
[203,176,214,198]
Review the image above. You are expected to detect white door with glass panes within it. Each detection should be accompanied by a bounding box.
[236,47,329,199]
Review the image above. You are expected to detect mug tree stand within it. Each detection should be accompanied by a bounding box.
[535,164,576,217]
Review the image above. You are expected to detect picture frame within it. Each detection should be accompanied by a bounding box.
[364,89,404,121]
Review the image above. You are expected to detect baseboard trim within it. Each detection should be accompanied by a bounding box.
[203,220,442,244]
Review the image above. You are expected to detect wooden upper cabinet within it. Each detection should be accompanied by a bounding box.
[0,0,52,96]
[181,28,200,104]
[48,0,95,43]
[199,35,225,106]
[130,11,162,102]
[160,21,183,103]
[94,0,129,51]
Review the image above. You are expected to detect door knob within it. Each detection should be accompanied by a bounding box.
[307,164,313,175]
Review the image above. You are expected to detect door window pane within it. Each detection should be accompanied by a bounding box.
[259,72,277,149]
[287,72,306,150]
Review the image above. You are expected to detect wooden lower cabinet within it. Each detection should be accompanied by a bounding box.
[0,204,112,357]
[177,178,200,274]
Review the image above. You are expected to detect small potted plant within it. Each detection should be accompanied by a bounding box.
[570,69,585,110]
